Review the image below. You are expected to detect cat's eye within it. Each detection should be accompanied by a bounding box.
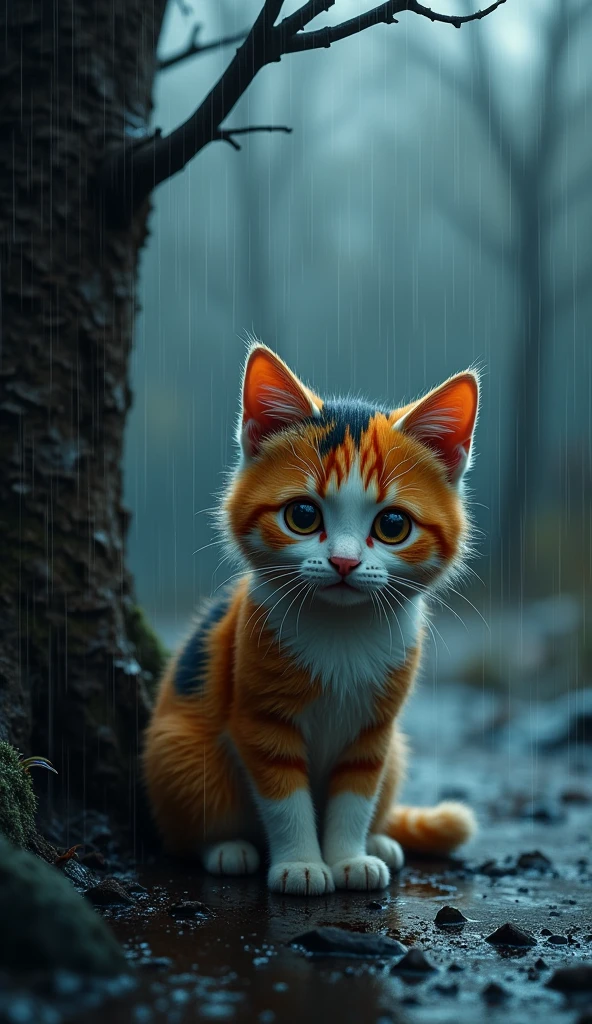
[372,509,412,545]
[284,500,323,536]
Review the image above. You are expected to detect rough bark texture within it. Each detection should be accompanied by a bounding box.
[0,0,168,824]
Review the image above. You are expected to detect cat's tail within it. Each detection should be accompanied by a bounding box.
[384,801,477,855]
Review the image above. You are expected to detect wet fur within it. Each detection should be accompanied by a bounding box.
[144,344,479,894]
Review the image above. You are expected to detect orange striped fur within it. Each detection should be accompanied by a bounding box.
[144,344,479,894]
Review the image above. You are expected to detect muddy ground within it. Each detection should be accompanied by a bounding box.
[1,679,591,1024]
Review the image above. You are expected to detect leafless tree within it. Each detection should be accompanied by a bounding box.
[408,0,592,594]
[0,0,505,827]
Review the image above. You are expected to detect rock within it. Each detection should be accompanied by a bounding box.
[520,801,565,824]
[516,851,553,872]
[291,927,406,958]
[448,962,465,972]
[0,834,127,975]
[486,923,537,947]
[546,965,592,992]
[541,928,552,936]
[432,982,459,996]
[547,934,568,945]
[390,948,436,975]
[482,982,508,1004]
[477,859,515,878]
[0,742,37,847]
[85,880,135,906]
[168,900,213,920]
[434,906,468,927]
[535,958,548,970]
[560,789,591,805]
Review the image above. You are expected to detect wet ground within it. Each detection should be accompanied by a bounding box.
[2,680,592,1024]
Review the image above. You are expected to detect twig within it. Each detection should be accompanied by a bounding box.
[100,0,506,225]
[216,125,293,151]
[158,25,249,71]
[282,0,508,52]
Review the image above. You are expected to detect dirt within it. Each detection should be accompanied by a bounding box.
[1,681,591,1024]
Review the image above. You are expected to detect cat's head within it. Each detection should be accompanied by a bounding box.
[223,344,479,608]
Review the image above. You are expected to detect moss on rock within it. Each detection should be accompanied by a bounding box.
[0,834,127,975]
[0,741,37,846]
[125,603,169,689]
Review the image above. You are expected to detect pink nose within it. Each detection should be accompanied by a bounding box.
[329,556,361,577]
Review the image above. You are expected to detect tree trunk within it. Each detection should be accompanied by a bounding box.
[498,196,547,598]
[0,0,168,826]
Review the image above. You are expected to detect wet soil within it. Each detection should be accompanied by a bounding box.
[3,682,592,1024]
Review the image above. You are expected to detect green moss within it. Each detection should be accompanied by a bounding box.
[0,742,37,847]
[125,603,169,688]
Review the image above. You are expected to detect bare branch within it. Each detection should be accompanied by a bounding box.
[100,0,506,225]
[158,25,249,71]
[215,125,293,151]
[282,0,508,52]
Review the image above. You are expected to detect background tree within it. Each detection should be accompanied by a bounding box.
[0,0,505,828]
[408,0,592,597]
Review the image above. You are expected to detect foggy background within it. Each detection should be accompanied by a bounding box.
[124,0,592,696]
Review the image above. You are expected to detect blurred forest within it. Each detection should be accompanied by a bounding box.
[126,0,592,690]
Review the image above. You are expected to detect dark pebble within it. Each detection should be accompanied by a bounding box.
[84,879,135,906]
[291,927,406,958]
[541,928,552,936]
[516,851,553,872]
[547,935,568,945]
[390,948,436,975]
[486,923,537,947]
[432,982,459,996]
[560,789,591,805]
[547,965,592,992]
[434,906,468,927]
[521,801,565,823]
[477,860,515,878]
[482,982,508,1004]
[448,962,465,973]
[535,958,548,970]
[138,956,173,970]
[168,900,213,920]
[367,900,387,910]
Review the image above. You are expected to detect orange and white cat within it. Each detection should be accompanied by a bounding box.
[144,344,479,895]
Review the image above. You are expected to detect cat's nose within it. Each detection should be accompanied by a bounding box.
[329,556,361,577]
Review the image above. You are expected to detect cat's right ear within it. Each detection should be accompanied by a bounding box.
[239,344,322,459]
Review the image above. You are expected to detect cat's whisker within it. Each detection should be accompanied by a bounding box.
[373,588,394,655]
[256,578,307,649]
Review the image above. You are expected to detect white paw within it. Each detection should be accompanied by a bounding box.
[331,855,390,891]
[203,840,260,876]
[268,861,335,896]
[366,834,405,871]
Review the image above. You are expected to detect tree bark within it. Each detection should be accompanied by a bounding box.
[0,0,168,824]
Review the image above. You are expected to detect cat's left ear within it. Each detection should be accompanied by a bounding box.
[239,343,322,459]
[394,371,480,486]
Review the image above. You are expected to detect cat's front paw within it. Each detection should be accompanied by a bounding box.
[268,861,335,896]
[366,834,405,871]
[331,855,390,891]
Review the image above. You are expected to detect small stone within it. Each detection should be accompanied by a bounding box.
[482,982,508,1004]
[560,789,591,805]
[434,906,468,927]
[477,859,514,878]
[168,900,213,920]
[432,982,459,996]
[541,928,552,936]
[547,965,592,992]
[291,927,406,958]
[516,851,553,872]
[85,880,135,906]
[547,934,568,945]
[534,958,548,970]
[390,947,436,975]
[486,923,536,947]
[448,962,465,972]
[367,899,387,910]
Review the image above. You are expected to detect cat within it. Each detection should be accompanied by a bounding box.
[143,343,479,895]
